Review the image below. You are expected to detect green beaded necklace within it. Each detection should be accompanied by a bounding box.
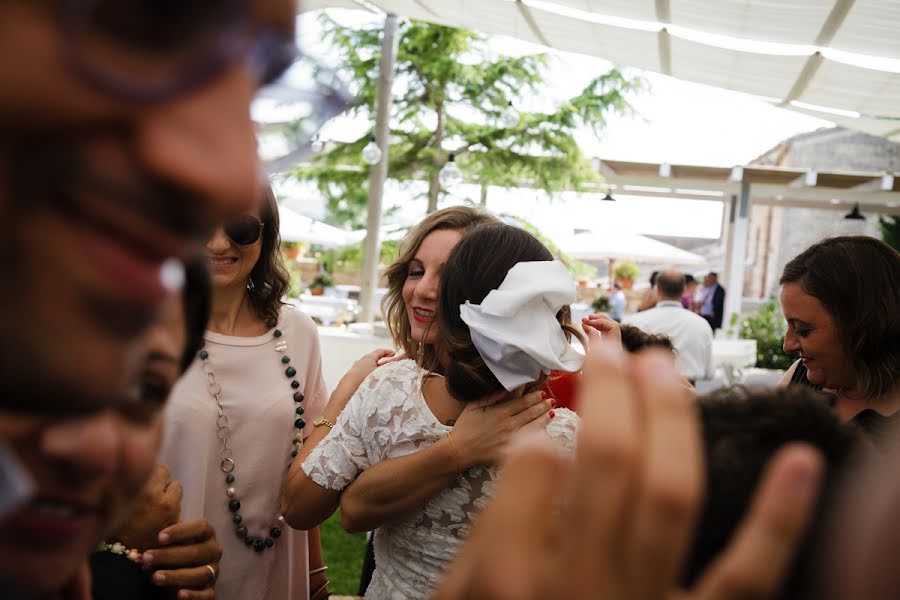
[199,328,305,554]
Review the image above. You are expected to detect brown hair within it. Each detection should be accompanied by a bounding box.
[247,186,290,329]
[619,324,676,356]
[438,223,583,402]
[383,206,500,366]
[780,236,900,400]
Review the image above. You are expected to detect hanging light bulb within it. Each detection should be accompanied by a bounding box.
[498,101,520,129]
[310,134,324,153]
[361,136,383,165]
[439,153,463,189]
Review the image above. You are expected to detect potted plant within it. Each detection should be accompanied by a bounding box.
[308,272,335,296]
[613,261,640,289]
[281,241,302,261]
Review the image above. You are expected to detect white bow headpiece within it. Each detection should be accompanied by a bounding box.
[459,260,584,391]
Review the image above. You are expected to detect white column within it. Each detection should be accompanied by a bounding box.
[358,14,399,324]
[724,182,751,336]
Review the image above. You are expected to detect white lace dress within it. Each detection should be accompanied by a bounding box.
[302,360,579,600]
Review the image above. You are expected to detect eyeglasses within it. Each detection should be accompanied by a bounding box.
[224,215,264,246]
[61,0,298,103]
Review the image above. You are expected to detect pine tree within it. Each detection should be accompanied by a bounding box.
[287,16,642,227]
[880,214,900,251]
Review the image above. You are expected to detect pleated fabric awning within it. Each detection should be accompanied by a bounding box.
[301,0,900,141]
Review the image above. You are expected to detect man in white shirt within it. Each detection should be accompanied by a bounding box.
[608,282,627,322]
[624,269,714,382]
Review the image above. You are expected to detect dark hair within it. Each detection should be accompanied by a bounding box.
[779,236,900,401]
[438,223,582,402]
[180,255,211,373]
[656,270,685,299]
[247,186,290,329]
[619,324,676,355]
[685,274,696,286]
[683,385,862,600]
[649,270,660,286]
[383,206,500,367]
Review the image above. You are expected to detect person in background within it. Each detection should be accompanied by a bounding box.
[636,270,660,312]
[683,274,698,309]
[778,236,900,443]
[608,282,627,322]
[159,188,329,600]
[624,269,714,384]
[91,256,221,600]
[0,256,218,600]
[698,272,726,331]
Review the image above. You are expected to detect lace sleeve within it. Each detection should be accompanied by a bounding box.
[301,378,373,492]
[546,408,580,457]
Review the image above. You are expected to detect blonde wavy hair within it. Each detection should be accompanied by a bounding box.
[383,206,500,368]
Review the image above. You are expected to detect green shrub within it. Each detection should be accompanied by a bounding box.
[739,299,794,370]
[591,296,611,312]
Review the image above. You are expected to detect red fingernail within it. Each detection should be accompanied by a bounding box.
[550,399,557,408]
[549,410,556,418]
[541,391,548,399]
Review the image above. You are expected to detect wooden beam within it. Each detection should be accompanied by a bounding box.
[516,1,551,47]
[780,51,824,105]
[815,0,857,46]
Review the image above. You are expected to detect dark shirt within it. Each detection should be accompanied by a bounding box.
[790,362,899,451]
[90,552,166,600]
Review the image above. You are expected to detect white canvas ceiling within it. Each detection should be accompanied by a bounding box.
[300,0,900,141]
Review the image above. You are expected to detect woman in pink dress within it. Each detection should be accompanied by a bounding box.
[159,187,329,600]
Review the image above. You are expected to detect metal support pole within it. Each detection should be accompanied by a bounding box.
[358,14,399,324]
[724,182,751,336]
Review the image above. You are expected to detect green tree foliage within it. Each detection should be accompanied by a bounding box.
[291,16,642,227]
[739,298,794,370]
[880,214,900,252]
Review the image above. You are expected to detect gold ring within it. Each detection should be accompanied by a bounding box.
[205,564,217,581]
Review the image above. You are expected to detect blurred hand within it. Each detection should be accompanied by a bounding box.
[435,330,824,600]
[114,464,182,551]
[142,518,221,600]
[582,313,622,348]
[450,390,553,469]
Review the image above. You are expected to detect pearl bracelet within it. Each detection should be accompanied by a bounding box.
[96,541,143,564]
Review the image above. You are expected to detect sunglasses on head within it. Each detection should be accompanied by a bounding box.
[224,215,264,246]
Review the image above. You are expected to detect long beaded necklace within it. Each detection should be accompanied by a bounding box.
[199,328,306,554]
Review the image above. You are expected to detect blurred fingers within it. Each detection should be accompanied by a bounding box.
[565,333,641,592]
[151,565,216,590]
[626,351,703,600]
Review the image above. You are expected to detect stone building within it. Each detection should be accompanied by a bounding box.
[742,127,885,300]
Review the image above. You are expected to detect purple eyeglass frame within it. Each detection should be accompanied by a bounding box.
[60,0,297,104]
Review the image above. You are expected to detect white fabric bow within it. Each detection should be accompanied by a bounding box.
[459,260,585,391]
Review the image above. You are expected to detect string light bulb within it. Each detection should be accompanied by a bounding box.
[439,153,463,189]
[361,136,382,165]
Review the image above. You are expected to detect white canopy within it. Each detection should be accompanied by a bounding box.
[278,205,356,247]
[558,230,705,265]
[303,0,900,141]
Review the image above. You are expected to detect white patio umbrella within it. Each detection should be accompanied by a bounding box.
[559,230,705,266]
[278,205,355,248]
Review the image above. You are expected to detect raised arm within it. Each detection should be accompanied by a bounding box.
[282,349,394,530]
[339,390,552,533]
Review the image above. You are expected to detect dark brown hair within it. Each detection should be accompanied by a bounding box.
[619,324,676,356]
[780,236,900,401]
[684,385,863,600]
[383,206,499,366]
[438,223,582,402]
[247,186,290,329]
